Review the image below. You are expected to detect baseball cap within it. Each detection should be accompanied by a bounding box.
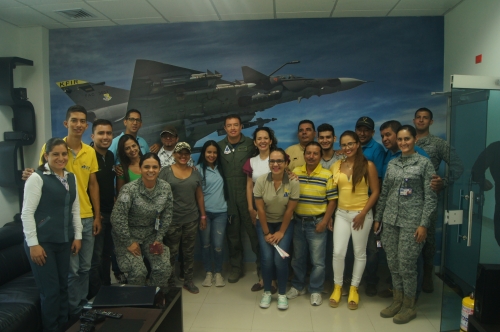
[160,125,178,136]
[173,142,191,153]
[355,116,375,130]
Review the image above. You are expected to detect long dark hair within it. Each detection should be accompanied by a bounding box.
[117,134,143,183]
[38,138,68,171]
[197,140,228,201]
[251,127,278,157]
[340,131,368,193]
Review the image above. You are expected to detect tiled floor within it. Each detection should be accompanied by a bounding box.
[179,266,443,332]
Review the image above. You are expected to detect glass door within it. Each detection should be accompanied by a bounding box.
[440,75,500,331]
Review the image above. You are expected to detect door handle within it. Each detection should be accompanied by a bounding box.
[467,190,474,247]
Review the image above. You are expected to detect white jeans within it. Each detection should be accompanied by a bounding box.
[333,209,373,287]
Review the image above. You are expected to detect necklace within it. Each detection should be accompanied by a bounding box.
[343,161,353,170]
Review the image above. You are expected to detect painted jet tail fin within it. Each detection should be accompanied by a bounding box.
[56,80,129,113]
[242,66,269,85]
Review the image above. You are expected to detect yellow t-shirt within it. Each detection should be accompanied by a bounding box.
[330,160,369,211]
[39,137,98,218]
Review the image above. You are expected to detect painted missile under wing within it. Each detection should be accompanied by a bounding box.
[56,59,367,148]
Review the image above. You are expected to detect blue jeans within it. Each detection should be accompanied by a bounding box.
[89,213,113,298]
[199,211,227,273]
[68,217,94,315]
[256,220,294,294]
[291,217,327,294]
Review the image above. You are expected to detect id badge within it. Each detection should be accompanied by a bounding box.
[154,211,161,231]
[399,188,413,196]
[377,240,382,248]
[399,178,412,196]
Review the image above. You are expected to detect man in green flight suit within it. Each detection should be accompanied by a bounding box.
[218,115,260,283]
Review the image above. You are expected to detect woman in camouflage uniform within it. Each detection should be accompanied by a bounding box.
[111,153,173,293]
[374,125,437,324]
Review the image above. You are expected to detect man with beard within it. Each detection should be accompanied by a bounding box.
[88,119,116,298]
[157,125,193,168]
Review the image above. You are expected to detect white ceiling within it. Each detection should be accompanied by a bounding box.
[0,0,465,29]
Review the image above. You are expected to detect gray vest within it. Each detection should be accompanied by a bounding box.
[33,170,77,243]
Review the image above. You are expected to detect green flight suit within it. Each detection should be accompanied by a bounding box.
[218,134,260,275]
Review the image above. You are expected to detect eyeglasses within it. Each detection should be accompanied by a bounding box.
[127,117,142,123]
[340,142,357,149]
[269,159,285,165]
[161,133,176,139]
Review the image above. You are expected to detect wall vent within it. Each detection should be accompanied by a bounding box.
[55,9,97,20]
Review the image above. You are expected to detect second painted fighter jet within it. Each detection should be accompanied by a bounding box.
[56,59,367,147]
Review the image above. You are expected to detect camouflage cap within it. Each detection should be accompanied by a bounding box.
[160,125,178,136]
[173,142,191,153]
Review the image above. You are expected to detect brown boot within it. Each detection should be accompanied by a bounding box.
[422,264,434,293]
[393,296,417,324]
[380,289,403,318]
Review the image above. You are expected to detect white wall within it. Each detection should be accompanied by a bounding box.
[445,0,500,261]
[0,20,51,226]
[444,0,500,88]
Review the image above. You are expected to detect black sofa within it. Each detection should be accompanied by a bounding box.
[0,215,41,332]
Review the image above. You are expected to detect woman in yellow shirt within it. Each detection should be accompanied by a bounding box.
[329,131,379,310]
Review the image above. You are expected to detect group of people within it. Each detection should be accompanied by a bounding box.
[20,104,462,331]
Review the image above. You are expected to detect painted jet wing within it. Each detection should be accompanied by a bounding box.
[55,79,129,122]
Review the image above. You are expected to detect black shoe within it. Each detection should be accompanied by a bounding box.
[365,283,377,297]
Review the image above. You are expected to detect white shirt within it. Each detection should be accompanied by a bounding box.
[250,155,270,183]
[21,165,82,246]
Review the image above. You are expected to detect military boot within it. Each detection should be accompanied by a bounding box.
[393,295,417,324]
[380,289,403,318]
[422,264,434,293]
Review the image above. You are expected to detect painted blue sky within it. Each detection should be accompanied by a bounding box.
[49,17,445,149]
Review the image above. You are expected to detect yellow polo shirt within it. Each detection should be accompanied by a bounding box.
[39,137,98,218]
[285,144,305,171]
[293,163,337,216]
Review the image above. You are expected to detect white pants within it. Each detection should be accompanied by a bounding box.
[333,208,373,287]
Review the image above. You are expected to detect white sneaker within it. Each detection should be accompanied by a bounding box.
[310,292,323,306]
[260,291,272,309]
[214,273,226,287]
[202,272,213,287]
[286,286,307,299]
[277,294,289,310]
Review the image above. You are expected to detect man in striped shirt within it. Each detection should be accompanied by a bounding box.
[286,141,338,306]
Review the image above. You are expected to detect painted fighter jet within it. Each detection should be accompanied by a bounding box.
[56,59,366,147]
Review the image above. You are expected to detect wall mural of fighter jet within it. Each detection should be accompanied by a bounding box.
[56,59,366,148]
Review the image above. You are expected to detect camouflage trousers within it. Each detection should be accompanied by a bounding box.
[164,219,198,282]
[382,223,424,298]
[113,234,171,289]
[422,210,436,266]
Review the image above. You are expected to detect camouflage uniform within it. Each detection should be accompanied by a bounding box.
[111,179,173,290]
[376,153,437,297]
[416,134,463,265]
[218,134,260,276]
